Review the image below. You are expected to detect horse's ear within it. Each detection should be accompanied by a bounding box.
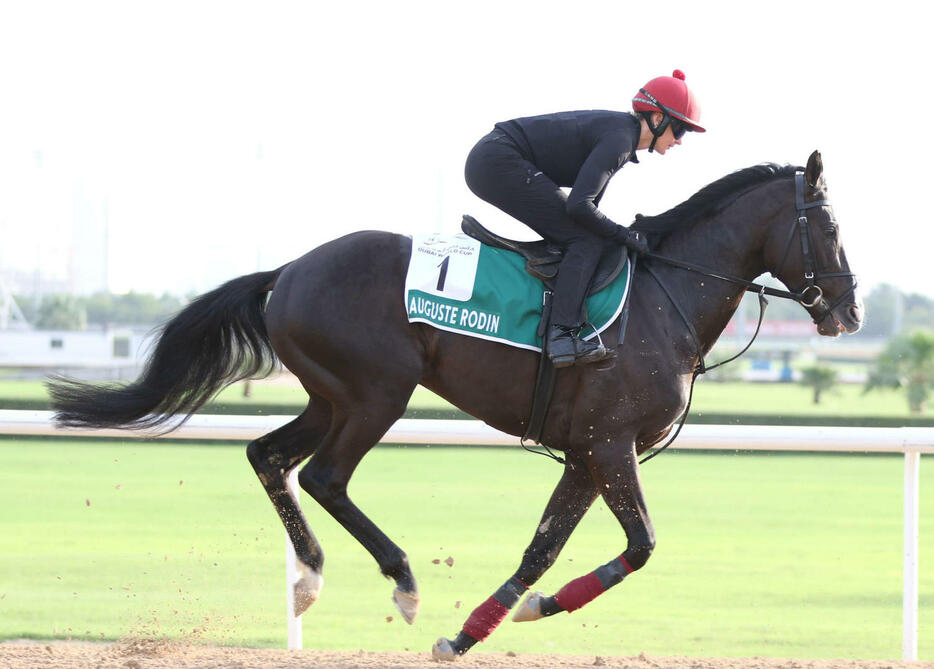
[805,150,823,188]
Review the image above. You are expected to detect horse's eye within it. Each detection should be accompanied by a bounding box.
[824,223,838,239]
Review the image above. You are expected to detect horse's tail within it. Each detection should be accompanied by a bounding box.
[48,266,287,431]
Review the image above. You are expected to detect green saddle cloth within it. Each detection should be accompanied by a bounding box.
[405,233,630,352]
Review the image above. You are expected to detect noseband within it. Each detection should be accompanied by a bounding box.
[772,171,857,322]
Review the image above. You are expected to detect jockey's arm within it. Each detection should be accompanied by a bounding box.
[565,135,632,238]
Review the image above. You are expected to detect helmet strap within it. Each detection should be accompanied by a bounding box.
[639,110,671,153]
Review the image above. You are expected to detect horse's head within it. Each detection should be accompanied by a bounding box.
[765,151,863,337]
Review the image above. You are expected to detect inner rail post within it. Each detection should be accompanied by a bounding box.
[904,449,920,662]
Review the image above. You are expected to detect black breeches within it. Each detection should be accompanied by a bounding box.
[465,131,609,327]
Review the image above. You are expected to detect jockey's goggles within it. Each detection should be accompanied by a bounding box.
[669,118,691,140]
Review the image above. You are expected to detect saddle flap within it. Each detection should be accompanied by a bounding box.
[461,215,557,261]
[460,214,627,294]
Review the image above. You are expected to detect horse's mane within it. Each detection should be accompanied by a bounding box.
[631,163,799,247]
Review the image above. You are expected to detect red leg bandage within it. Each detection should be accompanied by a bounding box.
[553,572,605,612]
[554,555,634,612]
[462,596,509,642]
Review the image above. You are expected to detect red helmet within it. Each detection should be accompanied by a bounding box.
[632,69,705,132]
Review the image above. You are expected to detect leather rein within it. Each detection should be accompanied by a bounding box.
[637,170,857,464]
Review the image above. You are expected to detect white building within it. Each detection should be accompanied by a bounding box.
[0,329,154,379]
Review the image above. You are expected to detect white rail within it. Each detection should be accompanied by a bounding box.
[1,410,931,660]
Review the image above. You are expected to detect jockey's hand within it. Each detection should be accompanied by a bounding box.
[613,225,649,255]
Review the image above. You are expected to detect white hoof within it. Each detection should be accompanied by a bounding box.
[431,637,458,662]
[293,566,323,616]
[512,590,545,622]
[392,587,420,624]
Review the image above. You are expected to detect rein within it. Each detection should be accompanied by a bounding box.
[636,170,855,464]
[637,274,769,465]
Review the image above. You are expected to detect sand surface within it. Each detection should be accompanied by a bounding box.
[1,640,930,669]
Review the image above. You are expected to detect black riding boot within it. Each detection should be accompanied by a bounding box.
[546,324,611,368]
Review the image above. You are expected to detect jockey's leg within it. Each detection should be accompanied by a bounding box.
[465,130,611,366]
[433,452,597,659]
[546,237,613,367]
[549,236,606,329]
[513,440,655,620]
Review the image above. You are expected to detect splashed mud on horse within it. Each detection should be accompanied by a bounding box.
[48,151,861,660]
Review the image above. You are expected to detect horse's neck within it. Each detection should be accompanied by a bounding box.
[652,187,785,356]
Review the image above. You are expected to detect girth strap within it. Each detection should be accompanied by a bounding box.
[522,291,560,451]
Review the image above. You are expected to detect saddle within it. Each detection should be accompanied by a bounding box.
[461,215,627,295]
[461,215,636,448]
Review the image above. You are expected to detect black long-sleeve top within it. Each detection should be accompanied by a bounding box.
[494,110,641,238]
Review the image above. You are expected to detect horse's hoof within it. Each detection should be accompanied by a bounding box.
[293,568,323,616]
[431,637,458,662]
[512,590,545,622]
[392,586,420,624]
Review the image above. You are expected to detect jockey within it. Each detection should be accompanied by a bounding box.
[465,70,704,368]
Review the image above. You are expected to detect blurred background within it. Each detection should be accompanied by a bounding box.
[0,0,931,417]
[1,2,932,658]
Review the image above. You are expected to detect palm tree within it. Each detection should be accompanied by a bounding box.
[865,330,934,413]
[800,365,838,404]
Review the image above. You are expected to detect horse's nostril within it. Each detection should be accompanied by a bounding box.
[849,305,862,321]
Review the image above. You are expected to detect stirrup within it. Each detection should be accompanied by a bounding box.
[547,325,610,369]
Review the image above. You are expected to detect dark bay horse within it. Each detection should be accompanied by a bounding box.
[49,150,861,659]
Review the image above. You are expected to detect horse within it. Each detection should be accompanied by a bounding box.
[48,150,862,659]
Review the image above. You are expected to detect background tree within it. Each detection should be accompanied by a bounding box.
[799,365,838,404]
[864,329,934,413]
[849,284,934,339]
[35,294,87,330]
[698,349,744,383]
[856,284,899,337]
[16,291,185,329]
[83,291,184,326]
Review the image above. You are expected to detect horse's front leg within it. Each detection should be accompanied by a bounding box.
[433,451,598,660]
[512,439,655,621]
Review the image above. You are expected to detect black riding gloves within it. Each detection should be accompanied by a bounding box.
[613,225,649,255]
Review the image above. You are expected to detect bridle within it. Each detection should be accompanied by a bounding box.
[639,170,857,320]
[634,170,857,464]
[771,170,857,324]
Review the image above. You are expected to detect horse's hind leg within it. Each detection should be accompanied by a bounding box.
[246,398,331,615]
[433,451,598,660]
[297,393,421,622]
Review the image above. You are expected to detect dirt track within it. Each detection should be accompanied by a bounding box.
[1,640,931,669]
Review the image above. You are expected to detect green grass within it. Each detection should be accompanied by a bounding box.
[0,378,926,420]
[0,380,54,401]
[690,379,915,418]
[0,378,440,409]
[0,440,931,660]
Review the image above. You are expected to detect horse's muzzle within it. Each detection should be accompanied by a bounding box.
[816,299,863,337]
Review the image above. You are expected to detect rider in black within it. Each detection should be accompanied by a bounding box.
[465,70,705,368]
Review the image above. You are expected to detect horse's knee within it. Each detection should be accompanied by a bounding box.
[516,545,560,585]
